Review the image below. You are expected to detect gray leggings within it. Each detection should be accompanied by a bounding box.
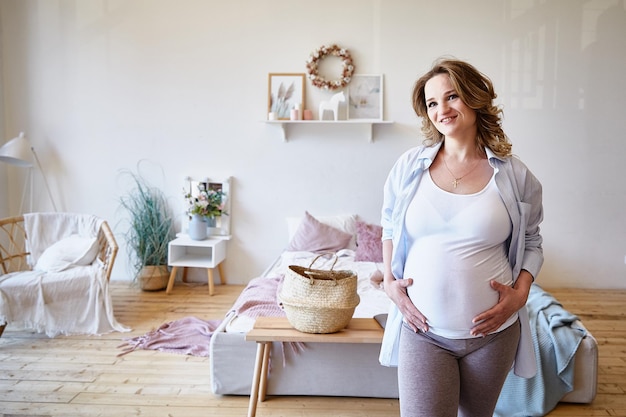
[398,320,520,417]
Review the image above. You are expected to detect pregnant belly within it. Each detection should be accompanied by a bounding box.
[406,274,502,337]
[403,234,515,338]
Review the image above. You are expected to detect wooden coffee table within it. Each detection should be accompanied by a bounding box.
[244,316,384,417]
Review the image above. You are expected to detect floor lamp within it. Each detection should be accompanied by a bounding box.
[0,132,57,213]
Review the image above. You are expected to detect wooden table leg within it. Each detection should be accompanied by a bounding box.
[259,341,271,402]
[248,342,269,417]
[207,268,215,296]
[166,266,178,295]
[217,262,226,284]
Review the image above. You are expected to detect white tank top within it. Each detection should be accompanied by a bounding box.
[404,171,516,339]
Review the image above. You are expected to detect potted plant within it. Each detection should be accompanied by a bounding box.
[120,171,174,291]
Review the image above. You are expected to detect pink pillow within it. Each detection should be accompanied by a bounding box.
[286,211,353,252]
[355,220,383,262]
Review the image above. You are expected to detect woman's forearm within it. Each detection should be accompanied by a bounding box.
[382,239,394,285]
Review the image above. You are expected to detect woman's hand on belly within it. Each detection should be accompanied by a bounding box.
[470,277,530,337]
[384,277,429,333]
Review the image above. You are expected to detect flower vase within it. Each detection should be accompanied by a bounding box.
[188,214,207,240]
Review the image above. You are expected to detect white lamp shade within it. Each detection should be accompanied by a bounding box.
[0,132,33,167]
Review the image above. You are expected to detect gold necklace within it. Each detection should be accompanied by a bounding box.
[442,157,481,188]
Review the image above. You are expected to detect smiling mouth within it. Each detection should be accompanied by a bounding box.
[440,116,455,123]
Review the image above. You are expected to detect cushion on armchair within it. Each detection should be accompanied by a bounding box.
[34,234,99,273]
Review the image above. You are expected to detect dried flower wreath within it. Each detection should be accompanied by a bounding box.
[306,44,355,90]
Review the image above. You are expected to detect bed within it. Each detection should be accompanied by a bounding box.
[209,212,598,411]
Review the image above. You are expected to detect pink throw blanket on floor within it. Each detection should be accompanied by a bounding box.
[117,276,285,357]
[117,317,222,357]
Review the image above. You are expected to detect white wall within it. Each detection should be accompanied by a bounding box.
[1,0,624,289]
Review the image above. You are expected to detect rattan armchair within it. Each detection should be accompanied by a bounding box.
[0,214,118,337]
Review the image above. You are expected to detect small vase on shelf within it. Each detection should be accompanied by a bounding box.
[188,214,207,240]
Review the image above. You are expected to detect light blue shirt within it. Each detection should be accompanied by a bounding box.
[379,142,544,378]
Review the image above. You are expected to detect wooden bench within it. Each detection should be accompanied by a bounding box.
[244,317,384,417]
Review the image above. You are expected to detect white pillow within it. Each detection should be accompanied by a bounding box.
[34,234,99,273]
[286,212,358,250]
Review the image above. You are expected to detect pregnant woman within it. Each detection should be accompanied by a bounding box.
[379,58,544,417]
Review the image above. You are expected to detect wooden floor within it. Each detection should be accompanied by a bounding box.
[0,282,625,417]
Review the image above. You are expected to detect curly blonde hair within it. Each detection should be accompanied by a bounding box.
[412,58,512,157]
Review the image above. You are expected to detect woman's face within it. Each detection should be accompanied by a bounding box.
[424,73,477,141]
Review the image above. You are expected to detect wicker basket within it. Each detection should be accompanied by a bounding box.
[279,254,360,334]
[138,265,169,291]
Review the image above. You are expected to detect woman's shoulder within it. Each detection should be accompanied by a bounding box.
[388,146,434,180]
[495,155,542,192]
[508,155,540,178]
[398,144,427,157]
[491,153,533,173]
[396,143,440,165]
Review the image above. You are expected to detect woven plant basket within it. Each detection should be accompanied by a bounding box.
[279,254,360,334]
[138,265,169,291]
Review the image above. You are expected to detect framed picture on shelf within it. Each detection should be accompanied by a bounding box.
[347,74,383,120]
[268,73,306,120]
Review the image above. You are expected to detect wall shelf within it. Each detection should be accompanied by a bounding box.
[264,120,394,142]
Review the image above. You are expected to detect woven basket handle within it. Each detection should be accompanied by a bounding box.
[308,253,339,270]
[303,270,339,285]
[304,253,340,285]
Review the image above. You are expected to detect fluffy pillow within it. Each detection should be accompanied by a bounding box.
[287,213,357,250]
[34,234,99,273]
[354,220,383,262]
[286,211,353,252]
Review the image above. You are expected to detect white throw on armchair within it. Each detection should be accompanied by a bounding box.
[0,212,130,337]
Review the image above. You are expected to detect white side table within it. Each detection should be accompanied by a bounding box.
[167,234,228,295]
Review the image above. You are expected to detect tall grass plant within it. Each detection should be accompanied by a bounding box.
[119,171,173,281]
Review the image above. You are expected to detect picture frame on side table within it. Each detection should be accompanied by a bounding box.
[347,74,383,121]
[268,73,306,120]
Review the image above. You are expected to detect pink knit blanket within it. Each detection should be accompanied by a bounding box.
[117,276,284,357]
[117,316,222,357]
[230,275,286,319]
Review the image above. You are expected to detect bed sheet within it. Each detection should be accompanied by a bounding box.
[224,249,391,333]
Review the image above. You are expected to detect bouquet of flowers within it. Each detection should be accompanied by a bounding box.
[184,183,227,218]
